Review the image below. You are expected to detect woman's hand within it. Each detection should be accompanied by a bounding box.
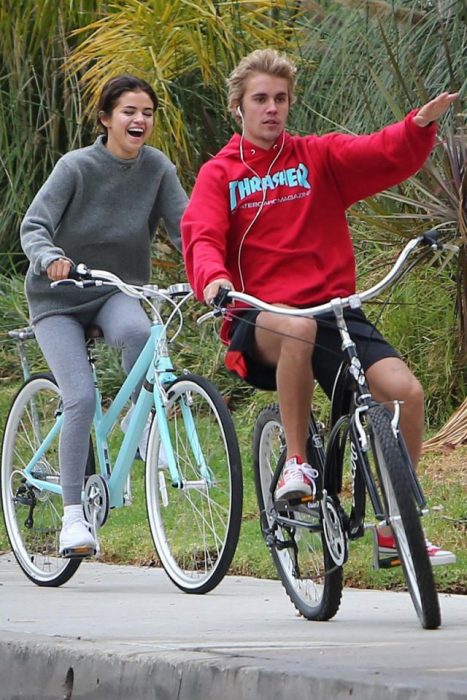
[413,91,459,127]
[203,278,234,305]
[46,258,72,281]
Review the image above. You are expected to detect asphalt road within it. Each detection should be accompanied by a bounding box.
[1,553,466,699]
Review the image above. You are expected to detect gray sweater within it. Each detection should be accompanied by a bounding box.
[20,136,188,323]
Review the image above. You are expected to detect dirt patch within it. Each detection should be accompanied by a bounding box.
[421,445,467,491]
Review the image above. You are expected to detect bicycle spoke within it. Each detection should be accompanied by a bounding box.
[253,404,343,621]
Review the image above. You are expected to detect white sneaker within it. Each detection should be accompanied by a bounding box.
[275,457,319,501]
[59,517,96,557]
[121,405,152,461]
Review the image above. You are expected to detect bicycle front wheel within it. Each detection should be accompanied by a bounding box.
[253,404,343,621]
[1,374,81,586]
[145,373,242,594]
[368,405,441,629]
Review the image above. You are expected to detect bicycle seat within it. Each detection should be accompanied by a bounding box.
[85,325,103,341]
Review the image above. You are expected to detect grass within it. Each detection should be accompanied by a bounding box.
[0,375,465,594]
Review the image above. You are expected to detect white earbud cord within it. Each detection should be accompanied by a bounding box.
[237,126,285,293]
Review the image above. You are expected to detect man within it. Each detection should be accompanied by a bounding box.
[182,48,457,564]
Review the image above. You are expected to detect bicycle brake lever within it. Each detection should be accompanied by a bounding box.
[50,279,83,288]
[197,308,225,325]
[50,279,101,289]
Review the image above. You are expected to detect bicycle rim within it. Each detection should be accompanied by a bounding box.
[368,405,441,629]
[145,373,242,593]
[253,404,343,621]
[1,374,81,586]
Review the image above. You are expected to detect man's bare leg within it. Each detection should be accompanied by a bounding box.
[366,356,424,468]
[253,311,317,460]
[366,356,424,538]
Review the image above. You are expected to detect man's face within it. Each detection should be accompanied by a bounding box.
[239,73,290,150]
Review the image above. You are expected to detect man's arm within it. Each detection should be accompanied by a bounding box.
[412,91,459,127]
[181,162,233,301]
[324,91,459,208]
[203,278,234,305]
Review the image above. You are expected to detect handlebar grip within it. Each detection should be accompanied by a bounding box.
[212,286,232,308]
[68,263,92,280]
[420,229,440,247]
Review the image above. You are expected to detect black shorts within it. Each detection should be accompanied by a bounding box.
[227,308,400,398]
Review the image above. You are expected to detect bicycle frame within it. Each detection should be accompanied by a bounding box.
[93,323,177,508]
[313,294,428,541]
[205,230,458,537]
[4,270,246,592]
[13,285,196,510]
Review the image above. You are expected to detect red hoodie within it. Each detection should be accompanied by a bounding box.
[182,111,436,342]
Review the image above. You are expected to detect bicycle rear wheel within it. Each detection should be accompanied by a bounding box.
[253,403,343,621]
[1,374,81,586]
[367,405,441,629]
[145,373,242,594]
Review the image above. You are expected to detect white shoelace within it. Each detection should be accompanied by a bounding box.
[284,462,319,496]
[300,464,319,481]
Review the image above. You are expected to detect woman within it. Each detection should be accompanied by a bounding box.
[21,74,188,556]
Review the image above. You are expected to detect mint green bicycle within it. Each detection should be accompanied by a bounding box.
[1,267,242,592]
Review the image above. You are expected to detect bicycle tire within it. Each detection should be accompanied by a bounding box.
[253,403,343,621]
[1,374,82,586]
[367,405,441,629]
[145,373,242,594]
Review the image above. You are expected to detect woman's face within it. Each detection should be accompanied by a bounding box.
[100,90,155,159]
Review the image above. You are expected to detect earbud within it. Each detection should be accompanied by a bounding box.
[236,105,243,119]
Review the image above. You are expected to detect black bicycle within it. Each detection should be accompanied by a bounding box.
[201,230,458,630]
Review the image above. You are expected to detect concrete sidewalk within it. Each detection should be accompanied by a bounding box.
[0,553,466,700]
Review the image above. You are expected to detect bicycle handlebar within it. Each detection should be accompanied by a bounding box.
[50,264,192,301]
[197,230,459,325]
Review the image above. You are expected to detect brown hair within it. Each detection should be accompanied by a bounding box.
[227,49,296,123]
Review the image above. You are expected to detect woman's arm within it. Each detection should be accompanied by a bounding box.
[156,163,189,253]
[20,158,75,275]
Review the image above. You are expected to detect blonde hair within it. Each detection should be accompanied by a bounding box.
[227,49,296,123]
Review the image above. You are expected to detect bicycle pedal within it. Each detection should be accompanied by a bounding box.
[368,526,401,570]
[60,545,96,559]
[276,494,316,509]
[299,494,314,503]
[376,555,401,570]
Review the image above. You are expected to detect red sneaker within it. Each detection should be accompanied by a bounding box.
[377,530,456,566]
[275,456,319,501]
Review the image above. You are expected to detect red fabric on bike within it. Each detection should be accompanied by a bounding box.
[224,349,248,379]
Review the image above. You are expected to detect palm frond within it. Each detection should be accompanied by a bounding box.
[65,0,302,174]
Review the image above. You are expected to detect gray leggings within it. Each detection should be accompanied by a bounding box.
[34,293,151,504]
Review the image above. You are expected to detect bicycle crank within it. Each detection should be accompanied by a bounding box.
[320,490,347,567]
[83,474,110,554]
